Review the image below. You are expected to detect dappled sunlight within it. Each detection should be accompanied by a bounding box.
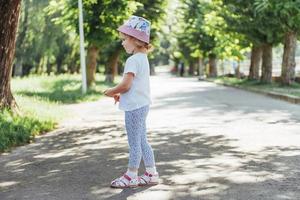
[1,76,300,199]
[1,121,299,199]
[127,189,174,200]
[0,181,19,188]
[149,76,300,153]
[37,169,62,179]
[34,147,78,159]
[5,159,25,167]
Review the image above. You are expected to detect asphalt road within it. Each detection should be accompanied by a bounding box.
[1,73,300,200]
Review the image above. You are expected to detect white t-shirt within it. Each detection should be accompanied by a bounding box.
[119,53,151,111]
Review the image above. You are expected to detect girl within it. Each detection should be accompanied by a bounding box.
[104,16,159,188]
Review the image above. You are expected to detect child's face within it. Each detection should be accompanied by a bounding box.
[120,34,136,54]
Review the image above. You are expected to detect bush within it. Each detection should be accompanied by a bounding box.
[0,110,55,152]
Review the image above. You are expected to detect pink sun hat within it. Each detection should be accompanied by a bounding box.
[117,15,151,44]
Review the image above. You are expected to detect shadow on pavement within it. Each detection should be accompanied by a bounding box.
[0,120,299,199]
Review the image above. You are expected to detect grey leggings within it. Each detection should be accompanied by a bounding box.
[125,105,155,169]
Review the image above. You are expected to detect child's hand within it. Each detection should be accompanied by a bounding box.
[103,88,114,97]
[113,94,120,105]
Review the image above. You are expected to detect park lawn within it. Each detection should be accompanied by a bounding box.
[0,74,117,152]
[209,77,300,98]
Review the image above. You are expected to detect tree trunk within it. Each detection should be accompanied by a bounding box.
[172,59,179,74]
[86,45,99,87]
[34,53,42,74]
[198,57,204,77]
[46,56,52,75]
[260,43,273,83]
[105,48,121,83]
[56,56,63,74]
[208,53,217,77]
[0,0,22,111]
[281,31,297,85]
[235,60,241,78]
[22,63,33,76]
[249,44,262,80]
[188,60,195,76]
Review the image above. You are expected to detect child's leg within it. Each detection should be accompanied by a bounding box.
[125,107,148,170]
[138,106,159,185]
[140,106,156,169]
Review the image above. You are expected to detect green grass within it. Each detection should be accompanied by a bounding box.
[209,77,300,97]
[12,74,117,104]
[1,74,117,152]
[0,109,54,152]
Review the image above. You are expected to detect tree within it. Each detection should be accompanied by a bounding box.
[48,0,138,87]
[222,0,282,83]
[204,2,250,78]
[255,0,300,85]
[249,45,262,80]
[0,0,22,111]
[14,0,77,76]
[177,0,217,77]
[176,0,248,77]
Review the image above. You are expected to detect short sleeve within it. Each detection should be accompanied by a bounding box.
[124,57,138,76]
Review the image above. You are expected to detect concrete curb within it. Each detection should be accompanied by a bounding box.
[202,78,300,105]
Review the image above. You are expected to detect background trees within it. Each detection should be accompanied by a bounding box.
[1,0,300,112]
[254,0,300,85]
[7,0,300,85]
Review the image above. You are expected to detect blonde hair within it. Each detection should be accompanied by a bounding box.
[120,32,153,53]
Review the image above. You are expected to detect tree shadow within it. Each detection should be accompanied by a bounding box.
[1,76,300,199]
[0,121,299,199]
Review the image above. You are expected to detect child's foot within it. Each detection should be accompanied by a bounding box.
[110,173,139,188]
[138,172,159,186]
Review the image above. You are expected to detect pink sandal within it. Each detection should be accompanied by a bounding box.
[138,172,159,186]
[110,174,139,188]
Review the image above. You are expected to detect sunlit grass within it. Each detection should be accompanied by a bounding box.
[12,74,118,104]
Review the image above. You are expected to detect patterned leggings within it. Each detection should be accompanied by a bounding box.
[125,105,155,169]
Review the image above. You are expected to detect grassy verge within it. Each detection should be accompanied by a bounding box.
[1,74,117,152]
[208,77,300,98]
[0,109,54,152]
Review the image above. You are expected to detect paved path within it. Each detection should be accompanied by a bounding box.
[1,73,300,200]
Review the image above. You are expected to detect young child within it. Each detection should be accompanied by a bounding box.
[104,16,159,188]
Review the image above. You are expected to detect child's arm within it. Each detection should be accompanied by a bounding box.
[104,72,134,97]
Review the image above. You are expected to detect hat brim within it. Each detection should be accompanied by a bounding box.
[117,25,150,44]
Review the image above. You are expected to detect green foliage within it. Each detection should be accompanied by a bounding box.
[254,0,300,32]
[172,0,249,63]
[222,0,283,45]
[15,0,168,76]
[47,0,139,47]
[0,109,55,152]
[175,0,215,61]
[204,2,250,60]
[15,0,80,75]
